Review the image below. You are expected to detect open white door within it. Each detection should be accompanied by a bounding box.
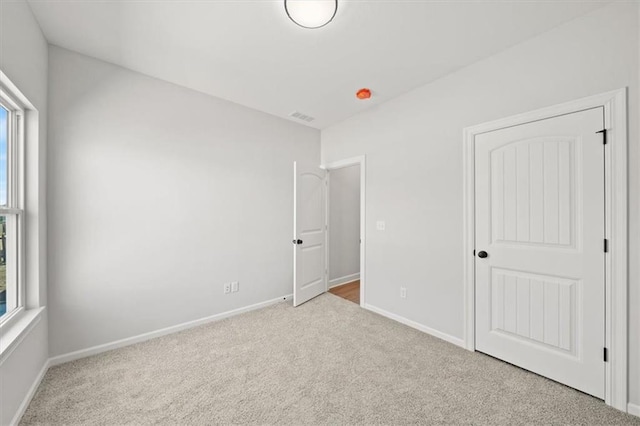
[293,162,327,307]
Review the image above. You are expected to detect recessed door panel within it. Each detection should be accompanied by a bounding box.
[490,268,578,355]
[491,138,578,249]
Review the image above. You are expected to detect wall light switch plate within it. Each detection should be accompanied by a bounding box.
[231,281,239,293]
[400,287,407,299]
[376,220,386,231]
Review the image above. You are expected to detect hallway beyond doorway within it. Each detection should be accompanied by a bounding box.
[329,280,360,304]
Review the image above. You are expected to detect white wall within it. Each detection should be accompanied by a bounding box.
[47,47,320,357]
[329,165,360,284]
[321,2,639,406]
[0,0,49,424]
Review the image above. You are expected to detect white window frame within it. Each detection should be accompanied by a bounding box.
[0,84,25,329]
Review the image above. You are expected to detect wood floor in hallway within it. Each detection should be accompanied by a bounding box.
[328,280,360,304]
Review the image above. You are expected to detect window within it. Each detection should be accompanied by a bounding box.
[0,89,23,323]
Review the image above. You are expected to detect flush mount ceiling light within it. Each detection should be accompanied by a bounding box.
[285,0,338,29]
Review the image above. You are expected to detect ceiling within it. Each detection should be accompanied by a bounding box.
[27,0,608,129]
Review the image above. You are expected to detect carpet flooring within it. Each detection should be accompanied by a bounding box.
[22,294,639,425]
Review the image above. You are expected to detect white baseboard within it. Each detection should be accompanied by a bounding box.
[10,358,50,426]
[329,273,360,289]
[49,294,292,367]
[364,303,465,348]
[628,403,640,417]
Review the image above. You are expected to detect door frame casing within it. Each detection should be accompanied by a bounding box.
[321,155,366,307]
[462,89,628,411]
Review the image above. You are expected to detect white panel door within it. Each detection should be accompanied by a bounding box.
[475,107,605,398]
[293,162,327,307]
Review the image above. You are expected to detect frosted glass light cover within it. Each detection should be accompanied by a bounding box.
[285,0,338,29]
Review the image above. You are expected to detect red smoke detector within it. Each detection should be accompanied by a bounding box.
[356,88,372,100]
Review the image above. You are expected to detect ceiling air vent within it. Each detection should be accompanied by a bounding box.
[289,111,315,123]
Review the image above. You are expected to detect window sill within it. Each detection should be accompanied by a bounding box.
[0,306,45,365]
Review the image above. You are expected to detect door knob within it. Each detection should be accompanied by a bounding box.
[292,239,303,245]
[477,251,488,258]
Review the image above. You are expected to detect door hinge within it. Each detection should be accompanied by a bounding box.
[604,238,609,253]
[596,129,607,145]
[604,347,609,362]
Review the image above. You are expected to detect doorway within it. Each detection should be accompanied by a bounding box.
[326,163,361,304]
[322,156,366,307]
[292,156,366,308]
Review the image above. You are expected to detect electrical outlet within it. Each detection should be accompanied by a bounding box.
[376,220,386,231]
[231,281,239,293]
[400,287,407,299]
[223,283,231,294]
